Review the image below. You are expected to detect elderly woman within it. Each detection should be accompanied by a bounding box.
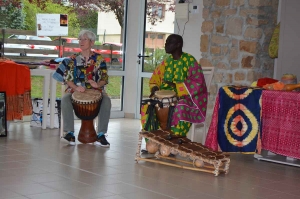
[53,30,111,147]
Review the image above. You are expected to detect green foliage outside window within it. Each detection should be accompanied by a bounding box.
[0,2,25,29]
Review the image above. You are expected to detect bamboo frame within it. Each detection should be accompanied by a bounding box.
[135,132,230,176]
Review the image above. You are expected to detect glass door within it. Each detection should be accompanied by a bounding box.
[98,0,129,118]
[136,0,175,119]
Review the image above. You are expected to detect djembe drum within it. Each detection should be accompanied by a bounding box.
[152,90,177,130]
[71,89,102,143]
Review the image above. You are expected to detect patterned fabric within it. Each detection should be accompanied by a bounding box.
[0,61,32,120]
[172,121,192,136]
[205,95,220,151]
[52,52,108,92]
[261,90,300,159]
[205,86,262,153]
[142,52,208,136]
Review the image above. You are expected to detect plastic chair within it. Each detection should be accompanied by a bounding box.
[189,66,215,144]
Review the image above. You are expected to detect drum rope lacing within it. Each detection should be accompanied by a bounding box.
[141,97,177,131]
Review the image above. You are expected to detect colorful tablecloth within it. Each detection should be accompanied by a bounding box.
[205,86,262,153]
[206,86,300,159]
[261,90,300,159]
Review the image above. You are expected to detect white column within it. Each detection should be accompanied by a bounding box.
[123,0,143,119]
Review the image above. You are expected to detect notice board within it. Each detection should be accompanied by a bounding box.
[36,14,68,36]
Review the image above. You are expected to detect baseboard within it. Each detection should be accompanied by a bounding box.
[124,112,135,119]
[22,116,31,122]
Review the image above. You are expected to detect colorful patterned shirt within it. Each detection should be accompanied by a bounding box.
[53,52,108,93]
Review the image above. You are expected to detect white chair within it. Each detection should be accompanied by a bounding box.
[59,84,98,138]
[189,66,215,144]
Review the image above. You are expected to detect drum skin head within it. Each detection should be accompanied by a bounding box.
[72,89,102,103]
[154,90,176,98]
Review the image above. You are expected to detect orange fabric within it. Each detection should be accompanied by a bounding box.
[257,77,278,87]
[0,60,32,120]
[263,82,285,90]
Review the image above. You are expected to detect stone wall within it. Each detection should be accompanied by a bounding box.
[200,0,278,129]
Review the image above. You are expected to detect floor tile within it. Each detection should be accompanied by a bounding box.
[0,187,22,198]
[62,186,115,199]
[5,183,57,195]
[0,119,299,199]
[26,191,79,199]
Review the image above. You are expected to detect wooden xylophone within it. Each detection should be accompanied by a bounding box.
[136,130,230,176]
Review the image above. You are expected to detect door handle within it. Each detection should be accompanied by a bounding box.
[137,53,151,58]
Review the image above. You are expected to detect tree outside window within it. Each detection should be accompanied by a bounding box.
[152,4,165,20]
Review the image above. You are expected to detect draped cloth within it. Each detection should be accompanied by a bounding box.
[261,90,300,159]
[205,86,262,153]
[0,60,32,120]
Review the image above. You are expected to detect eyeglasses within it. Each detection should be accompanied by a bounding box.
[78,38,90,42]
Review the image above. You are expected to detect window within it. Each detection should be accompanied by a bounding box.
[157,34,164,39]
[150,34,156,39]
[152,4,165,19]
[145,33,148,38]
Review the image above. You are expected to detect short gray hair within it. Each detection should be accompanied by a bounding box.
[78,30,96,42]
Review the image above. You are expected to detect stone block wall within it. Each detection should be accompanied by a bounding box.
[200,0,278,104]
[200,0,278,128]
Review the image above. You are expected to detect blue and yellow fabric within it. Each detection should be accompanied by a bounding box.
[217,86,262,153]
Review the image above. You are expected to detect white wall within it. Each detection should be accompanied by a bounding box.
[97,12,122,35]
[145,6,175,34]
[276,0,300,80]
[174,0,203,61]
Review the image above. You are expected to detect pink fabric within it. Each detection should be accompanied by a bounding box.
[205,95,219,151]
[261,90,300,159]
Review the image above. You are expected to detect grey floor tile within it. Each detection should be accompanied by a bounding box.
[62,186,115,199]
[41,179,91,191]
[121,189,174,199]
[0,119,299,199]
[26,191,79,199]
[95,195,127,199]
[0,187,22,198]
[5,183,57,195]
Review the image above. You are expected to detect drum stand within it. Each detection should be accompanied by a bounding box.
[135,131,230,177]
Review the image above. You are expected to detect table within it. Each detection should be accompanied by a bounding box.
[254,90,300,167]
[30,69,56,129]
[205,86,300,167]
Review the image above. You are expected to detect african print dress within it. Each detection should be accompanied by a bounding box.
[53,52,108,93]
[141,52,208,136]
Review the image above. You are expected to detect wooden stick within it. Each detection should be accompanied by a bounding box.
[156,155,226,172]
[136,157,216,174]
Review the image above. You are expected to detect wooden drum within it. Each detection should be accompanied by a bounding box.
[152,90,177,130]
[71,89,102,143]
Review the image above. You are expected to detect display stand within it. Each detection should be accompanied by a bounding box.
[254,150,300,167]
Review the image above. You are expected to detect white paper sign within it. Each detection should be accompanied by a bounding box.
[36,14,68,36]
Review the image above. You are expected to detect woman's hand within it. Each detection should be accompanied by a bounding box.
[88,80,98,88]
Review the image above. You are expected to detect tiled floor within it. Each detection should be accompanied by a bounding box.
[0,119,300,199]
